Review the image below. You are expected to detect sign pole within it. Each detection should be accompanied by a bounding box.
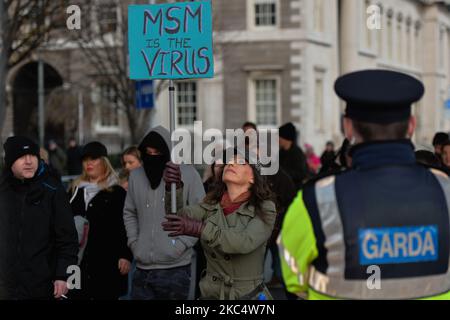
[38,58,45,147]
[169,79,177,214]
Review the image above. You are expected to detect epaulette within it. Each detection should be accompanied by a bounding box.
[302,167,350,190]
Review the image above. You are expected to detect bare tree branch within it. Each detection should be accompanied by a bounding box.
[0,0,66,131]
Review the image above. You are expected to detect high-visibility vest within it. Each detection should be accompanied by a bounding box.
[278,169,450,300]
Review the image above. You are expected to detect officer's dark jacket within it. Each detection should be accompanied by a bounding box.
[0,162,78,299]
[303,140,450,294]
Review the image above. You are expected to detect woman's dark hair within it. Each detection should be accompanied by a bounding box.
[441,140,450,150]
[204,161,275,221]
[439,141,450,166]
[433,132,449,147]
[205,161,223,183]
[415,150,441,168]
[242,121,257,131]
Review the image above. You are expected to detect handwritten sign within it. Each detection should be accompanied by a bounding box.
[128,1,214,80]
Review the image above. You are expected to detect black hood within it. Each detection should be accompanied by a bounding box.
[138,127,171,189]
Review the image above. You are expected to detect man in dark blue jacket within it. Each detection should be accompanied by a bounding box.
[0,136,78,300]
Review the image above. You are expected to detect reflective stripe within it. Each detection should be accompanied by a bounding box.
[430,169,450,217]
[309,264,450,300]
[314,176,346,279]
[308,173,450,300]
[277,238,305,286]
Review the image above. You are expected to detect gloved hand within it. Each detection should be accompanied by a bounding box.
[162,214,204,238]
[164,162,183,190]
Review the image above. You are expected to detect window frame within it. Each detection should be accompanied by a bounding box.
[94,83,121,133]
[247,0,280,31]
[176,81,199,131]
[247,73,281,129]
[96,0,119,35]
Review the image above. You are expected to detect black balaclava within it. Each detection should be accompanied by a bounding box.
[139,131,170,190]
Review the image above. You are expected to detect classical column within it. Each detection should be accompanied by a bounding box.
[339,0,360,74]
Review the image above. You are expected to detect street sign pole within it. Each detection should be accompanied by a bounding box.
[78,91,84,145]
[38,59,45,147]
[169,80,177,214]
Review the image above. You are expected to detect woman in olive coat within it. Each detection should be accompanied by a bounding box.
[162,150,276,300]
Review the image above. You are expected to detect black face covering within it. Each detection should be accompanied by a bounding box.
[142,154,167,190]
[139,131,171,190]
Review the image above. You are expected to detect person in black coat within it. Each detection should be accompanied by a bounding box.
[0,136,78,300]
[69,142,132,300]
[278,123,309,190]
[320,141,336,173]
[66,138,83,176]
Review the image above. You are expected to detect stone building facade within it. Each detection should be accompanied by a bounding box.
[2,0,450,155]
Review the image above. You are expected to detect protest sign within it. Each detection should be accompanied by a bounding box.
[128,1,214,80]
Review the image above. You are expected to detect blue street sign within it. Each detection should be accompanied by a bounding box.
[445,99,450,110]
[135,80,154,109]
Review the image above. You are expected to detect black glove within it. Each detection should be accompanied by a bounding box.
[162,214,204,238]
[163,162,183,190]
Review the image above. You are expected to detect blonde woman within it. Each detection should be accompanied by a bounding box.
[120,146,142,191]
[69,142,132,300]
[121,146,142,172]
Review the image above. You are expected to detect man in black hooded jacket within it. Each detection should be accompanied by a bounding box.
[0,136,78,300]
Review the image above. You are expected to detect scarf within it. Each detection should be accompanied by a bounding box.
[78,174,118,211]
[220,191,251,216]
[142,154,168,190]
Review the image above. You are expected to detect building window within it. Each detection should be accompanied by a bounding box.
[254,79,278,127]
[99,84,120,128]
[314,74,325,131]
[97,1,118,33]
[314,0,324,32]
[254,0,277,27]
[177,82,197,126]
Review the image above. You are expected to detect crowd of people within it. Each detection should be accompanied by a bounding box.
[1,120,447,300]
[2,69,450,300]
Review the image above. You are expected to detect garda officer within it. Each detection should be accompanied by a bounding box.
[278,69,450,300]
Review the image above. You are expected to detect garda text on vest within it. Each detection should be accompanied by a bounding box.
[359,225,438,265]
